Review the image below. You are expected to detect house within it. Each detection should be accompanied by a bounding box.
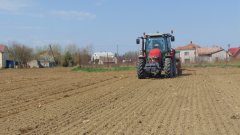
[175,42,200,64]
[228,47,240,59]
[196,47,227,63]
[27,50,55,68]
[91,52,117,64]
[0,44,9,68]
[38,50,56,67]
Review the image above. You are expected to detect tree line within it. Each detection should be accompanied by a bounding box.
[7,42,138,67]
[7,42,93,67]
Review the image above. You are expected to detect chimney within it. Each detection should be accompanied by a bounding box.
[190,41,193,44]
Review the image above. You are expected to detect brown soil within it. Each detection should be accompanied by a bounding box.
[1,67,240,135]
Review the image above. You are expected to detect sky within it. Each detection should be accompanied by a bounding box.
[0,0,239,54]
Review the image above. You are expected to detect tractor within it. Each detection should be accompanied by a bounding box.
[136,32,182,79]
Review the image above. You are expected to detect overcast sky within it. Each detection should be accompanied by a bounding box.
[0,0,239,54]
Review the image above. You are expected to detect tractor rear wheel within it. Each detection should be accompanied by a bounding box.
[164,58,173,78]
[137,59,146,79]
[172,57,177,77]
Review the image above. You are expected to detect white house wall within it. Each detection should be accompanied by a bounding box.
[179,50,196,64]
[28,60,40,68]
[197,50,227,63]
[211,50,228,62]
[91,52,117,64]
[0,52,10,68]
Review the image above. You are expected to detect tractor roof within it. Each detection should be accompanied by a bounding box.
[145,33,173,38]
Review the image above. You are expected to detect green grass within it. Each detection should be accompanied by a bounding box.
[183,63,240,68]
[72,66,135,72]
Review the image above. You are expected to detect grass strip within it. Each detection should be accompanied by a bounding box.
[72,66,135,72]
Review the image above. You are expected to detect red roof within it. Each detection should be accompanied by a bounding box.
[0,44,6,52]
[228,48,240,57]
[176,43,201,50]
[197,47,224,56]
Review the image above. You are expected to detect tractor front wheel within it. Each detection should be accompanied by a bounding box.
[137,59,146,79]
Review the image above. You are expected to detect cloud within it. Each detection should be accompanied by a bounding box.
[50,10,96,20]
[0,0,32,11]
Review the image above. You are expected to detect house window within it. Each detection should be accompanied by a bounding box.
[185,59,190,64]
[184,52,189,56]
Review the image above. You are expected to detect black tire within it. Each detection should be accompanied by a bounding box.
[137,59,146,79]
[172,57,177,77]
[164,58,173,78]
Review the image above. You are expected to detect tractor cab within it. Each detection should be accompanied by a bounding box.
[136,33,174,58]
[145,34,168,55]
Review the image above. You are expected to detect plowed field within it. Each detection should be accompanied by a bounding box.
[1,67,240,135]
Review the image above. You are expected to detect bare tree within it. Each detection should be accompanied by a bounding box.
[122,51,138,63]
[8,42,33,68]
[78,44,93,65]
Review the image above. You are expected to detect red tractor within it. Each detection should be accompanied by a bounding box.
[136,32,182,79]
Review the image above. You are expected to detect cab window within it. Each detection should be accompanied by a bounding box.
[146,37,166,51]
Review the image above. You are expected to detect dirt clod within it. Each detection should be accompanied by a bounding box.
[19,127,33,134]
[231,113,240,120]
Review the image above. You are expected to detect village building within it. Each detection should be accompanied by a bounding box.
[196,47,227,63]
[176,42,228,64]
[228,47,240,59]
[0,44,9,68]
[175,42,200,64]
[91,52,117,65]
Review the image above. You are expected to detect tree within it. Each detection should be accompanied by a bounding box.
[122,51,138,63]
[62,51,73,67]
[8,42,33,68]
